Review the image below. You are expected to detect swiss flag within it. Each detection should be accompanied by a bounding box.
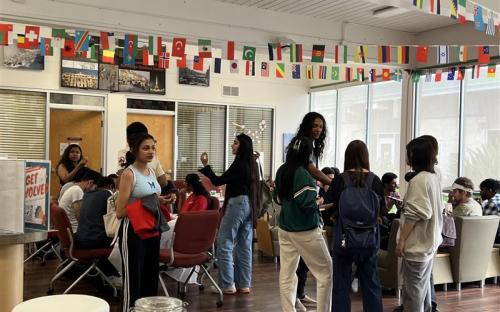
[172,37,186,57]
[62,39,75,58]
[18,25,40,49]
[416,46,428,63]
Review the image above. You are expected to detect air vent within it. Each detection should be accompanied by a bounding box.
[222,86,239,97]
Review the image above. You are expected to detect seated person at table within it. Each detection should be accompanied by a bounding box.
[450,177,482,217]
[480,178,500,243]
[380,172,403,250]
[75,176,115,249]
[59,170,101,233]
[180,173,210,213]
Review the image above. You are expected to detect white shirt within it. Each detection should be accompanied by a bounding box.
[59,185,84,232]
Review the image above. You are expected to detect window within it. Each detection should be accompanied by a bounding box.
[368,81,402,176]
[0,89,46,159]
[336,85,368,170]
[462,65,500,185]
[415,76,460,187]
[227,106,274,179]
[310,90,337,168]
[176,103,226,179]
[49,93,104,107]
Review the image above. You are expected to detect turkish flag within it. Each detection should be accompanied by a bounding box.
[62,39,75,58]
[172,37,186,57]
[416,46,428,63]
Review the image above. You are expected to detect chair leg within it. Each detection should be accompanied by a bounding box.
[159,272,170,297]
[63,263,96,294]
[200,265,223,307]
[94,264,118,297]
[49,260,77,292]
[456,283,461,291]
[443,283,447,292]
[55,258,70,274]
[480,280,485,288]
[24,241,52,263]
[493,277,498,284]
[396,288,401,299]
[51,243,63,261]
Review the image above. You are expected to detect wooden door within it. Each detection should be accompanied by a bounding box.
[127,114,174,177]
[49,109,102,197]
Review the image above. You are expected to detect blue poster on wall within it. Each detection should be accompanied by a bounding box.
[24,161,51,231]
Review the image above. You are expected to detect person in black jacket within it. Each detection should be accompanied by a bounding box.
[199,133,258,295]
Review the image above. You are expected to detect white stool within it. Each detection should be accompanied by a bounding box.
[12,294,109,312]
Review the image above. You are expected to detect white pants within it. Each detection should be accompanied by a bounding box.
[278,228,333,312]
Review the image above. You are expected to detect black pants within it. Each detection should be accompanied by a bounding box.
[119,218,160,312]
[296,257,309,299]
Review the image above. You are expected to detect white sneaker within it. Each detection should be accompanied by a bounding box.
[210,285,236,295]
[107,276,122,288]
[351,277,359,293]
[295,299,307,312]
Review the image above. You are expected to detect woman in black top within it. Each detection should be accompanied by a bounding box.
[56,144,89,185]
[199,133,258,294]
[327,140,385,312]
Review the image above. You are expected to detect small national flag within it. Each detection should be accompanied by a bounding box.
[382,68,391,81]
[268,43,282,61]
[343,45,348,64]
[223,41,235,60]
[393,69,402,82]
[306,65,313,80]
[437,45,449,64]
[356,67,364,81]
[412,71,421,83]
[331,66,340,80]
[345,67,352,81]
[447,67,456,80]
[458,0,467,24]
[486,11,496,36]
[123,34,138,65]
[397,46,409,64]
[75,30,90,52]
[290,44,303,62]
[52,28,66,39]
[416,46,428,63]
[18,25,40,49]
[245,60,255,76]
[157,36,163,59]
[425,71,433,82]
[474,5,484,32]
[458,45,467,62]
[369,69,376,82]
[102,49,115,64]
[172,37,186,57]
[242,46,256,61]
[436,0,441,14]
[39,37,53,56]
[435,69,442,82]
[83,44,97,60]
[355,46,367,63]
[0,23,13,46]
[334,45,339,64]
[378,46,390,63]
[457,67,465,80]
[214,58,221,74]
[413,0,423,9]
[276,63,285,78]
[193,56,204,71]
[148,35,155,56]
[478,46,490,64]
[319,65,327,79]
[449,0,458,19]
[261,62,269,77]
[142,47,153,66]
[311,45,325,62]
[158,52,170,69]
[487,64,496,78]
[198,39,212,58]
[230,60,239,73]
[62,39,75,58]
[292,64,301,79]
[177,55,187,68]
[100,32,110,50]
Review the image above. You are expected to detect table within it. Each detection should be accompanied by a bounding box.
[0,229,48,312]
[12,294,109,312]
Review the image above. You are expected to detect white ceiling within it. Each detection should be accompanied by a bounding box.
[215,0,458,33]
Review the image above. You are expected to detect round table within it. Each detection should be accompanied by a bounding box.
[0,230,47,312]
[12,294,109,312]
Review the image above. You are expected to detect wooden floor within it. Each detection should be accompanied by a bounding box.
[24,254,500,312]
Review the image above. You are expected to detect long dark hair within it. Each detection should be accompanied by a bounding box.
[296,112,327,159]
[185,173,210,199]
[278,136,313,201]
[233,133,259,212]
[123,132,155,168]
[58,144,83,171]
[344,140,370,186]
[406,137,435,173]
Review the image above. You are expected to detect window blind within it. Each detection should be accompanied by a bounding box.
[176,103,226,179]
[0,89,46,159]
[227,106,274,179]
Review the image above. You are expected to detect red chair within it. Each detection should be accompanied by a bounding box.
[159,209,222,307]
[173,179,187,190]
[47,203,118,297]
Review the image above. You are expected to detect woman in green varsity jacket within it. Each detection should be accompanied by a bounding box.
[273,136,333,312]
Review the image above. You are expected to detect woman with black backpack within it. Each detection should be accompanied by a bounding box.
[327,140,385,312]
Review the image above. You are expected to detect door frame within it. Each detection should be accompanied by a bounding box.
[47,91,108,174]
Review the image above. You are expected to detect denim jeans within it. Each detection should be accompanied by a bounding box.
[217,195,253,289]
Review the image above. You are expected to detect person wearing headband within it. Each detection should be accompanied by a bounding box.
[450,177,482,217]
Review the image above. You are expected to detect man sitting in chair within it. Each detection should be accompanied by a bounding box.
[450,177,482,217]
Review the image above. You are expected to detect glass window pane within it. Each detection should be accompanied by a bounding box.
[337,85,368,170]
[310,90,337,169]
[368,81,402,177]
[416,76,460,186]
[462,65,500,186]
[49,93,104,106]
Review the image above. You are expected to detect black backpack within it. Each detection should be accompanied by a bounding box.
[334,172,380,254]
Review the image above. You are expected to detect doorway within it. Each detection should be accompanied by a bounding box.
[49,109,103,197]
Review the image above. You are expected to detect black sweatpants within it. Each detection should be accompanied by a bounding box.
[119,218,160,312]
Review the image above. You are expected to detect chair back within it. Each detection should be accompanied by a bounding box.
[173,210,220,255]
[173,180,186,190]
[50,203,73,255]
